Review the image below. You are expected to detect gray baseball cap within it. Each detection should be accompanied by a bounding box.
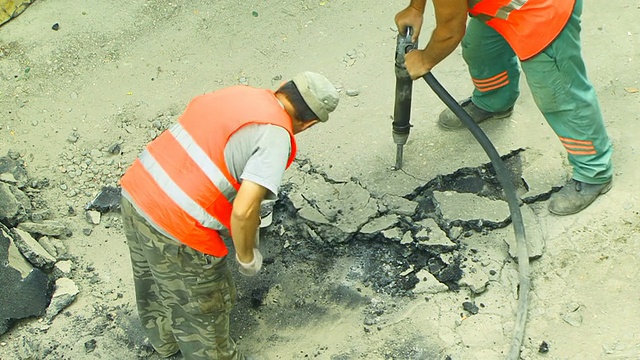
[291,72,339,122]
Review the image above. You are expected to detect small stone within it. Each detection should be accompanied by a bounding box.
[85,210,101,225]
[52,23,60,31]
[346,89,360,97]
[84,339,96,353]
[462,301,479,315]
[83,228,92,236]
[563,312,582,326]
[107,143,121,155]
[539,341,550,353]
[55,260,73,275]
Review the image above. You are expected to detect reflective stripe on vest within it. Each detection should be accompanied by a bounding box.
[139,146,226,232]
[467,0,575,60]
[120,86,297,257]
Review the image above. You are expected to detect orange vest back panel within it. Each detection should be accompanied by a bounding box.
[121,86,297,256]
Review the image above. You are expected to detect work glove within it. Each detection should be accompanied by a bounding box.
[236,248,263,277]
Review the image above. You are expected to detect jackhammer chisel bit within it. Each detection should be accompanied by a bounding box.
[392,27,417,170]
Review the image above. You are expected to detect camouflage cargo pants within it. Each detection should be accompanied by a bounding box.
[121,197,243,360]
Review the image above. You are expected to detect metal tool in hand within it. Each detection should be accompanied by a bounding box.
[392,26,418,170]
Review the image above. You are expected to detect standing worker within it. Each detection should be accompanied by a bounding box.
[119,72,339,360]
[395,0,613,215]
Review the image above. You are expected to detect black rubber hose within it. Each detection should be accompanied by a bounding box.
[422,72,530,360]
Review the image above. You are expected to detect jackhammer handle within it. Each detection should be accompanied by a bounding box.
[402,26,415,52]
[396,27,417,64]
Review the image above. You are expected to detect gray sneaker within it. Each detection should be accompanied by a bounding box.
[438,97,513,130]
[549,179,612,216]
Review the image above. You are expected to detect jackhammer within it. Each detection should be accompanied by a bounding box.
[392,27,531,360]
[392,28,417,170]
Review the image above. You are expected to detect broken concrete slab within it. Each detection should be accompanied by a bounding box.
[381,194,418,216]
[85,210,101,225]
[434,191,511,223]
[413,269,449,294]
[50,237,67,257]
[415,218,456,250]
[44,278,79,323]
[17,220,69,237]
[38,236,58,259]
[359,214,399,234]
[31,209,53,223]
[0,224,53,335]
[381,227,402,242]
[85,186,121,213]
[330,182,379,233]
[459,265,489,294]
[0,173,17,184]
[520,148,567,200]
[0,156,29,189]
[4,227,32,278]
[288,170,378,233]
[0,182,31,227]
[53,260,73,279]
[503,204,546,260]
[11,228,57,269]
[297,206,330,225]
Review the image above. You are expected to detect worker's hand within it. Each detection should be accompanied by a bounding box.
[405,49,431,80]
[236,248,263,277]
[395,5,424,42]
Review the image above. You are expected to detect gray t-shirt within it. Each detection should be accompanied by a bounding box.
[224,123,291,200]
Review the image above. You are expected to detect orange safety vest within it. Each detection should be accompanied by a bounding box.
[468,0,575,60]
[120,86,297,257]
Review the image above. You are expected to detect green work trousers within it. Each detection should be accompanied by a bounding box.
[461,0,613,184]
[121,198,243,360]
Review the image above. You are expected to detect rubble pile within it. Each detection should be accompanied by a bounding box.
[267,151,533,297]
[0,152,77,335]
[0,145,551,358]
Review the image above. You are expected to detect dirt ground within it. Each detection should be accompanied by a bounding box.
[1,0,639,359]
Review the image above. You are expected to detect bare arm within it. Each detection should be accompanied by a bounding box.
[403,0,468,79]
[230,180,266,263]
